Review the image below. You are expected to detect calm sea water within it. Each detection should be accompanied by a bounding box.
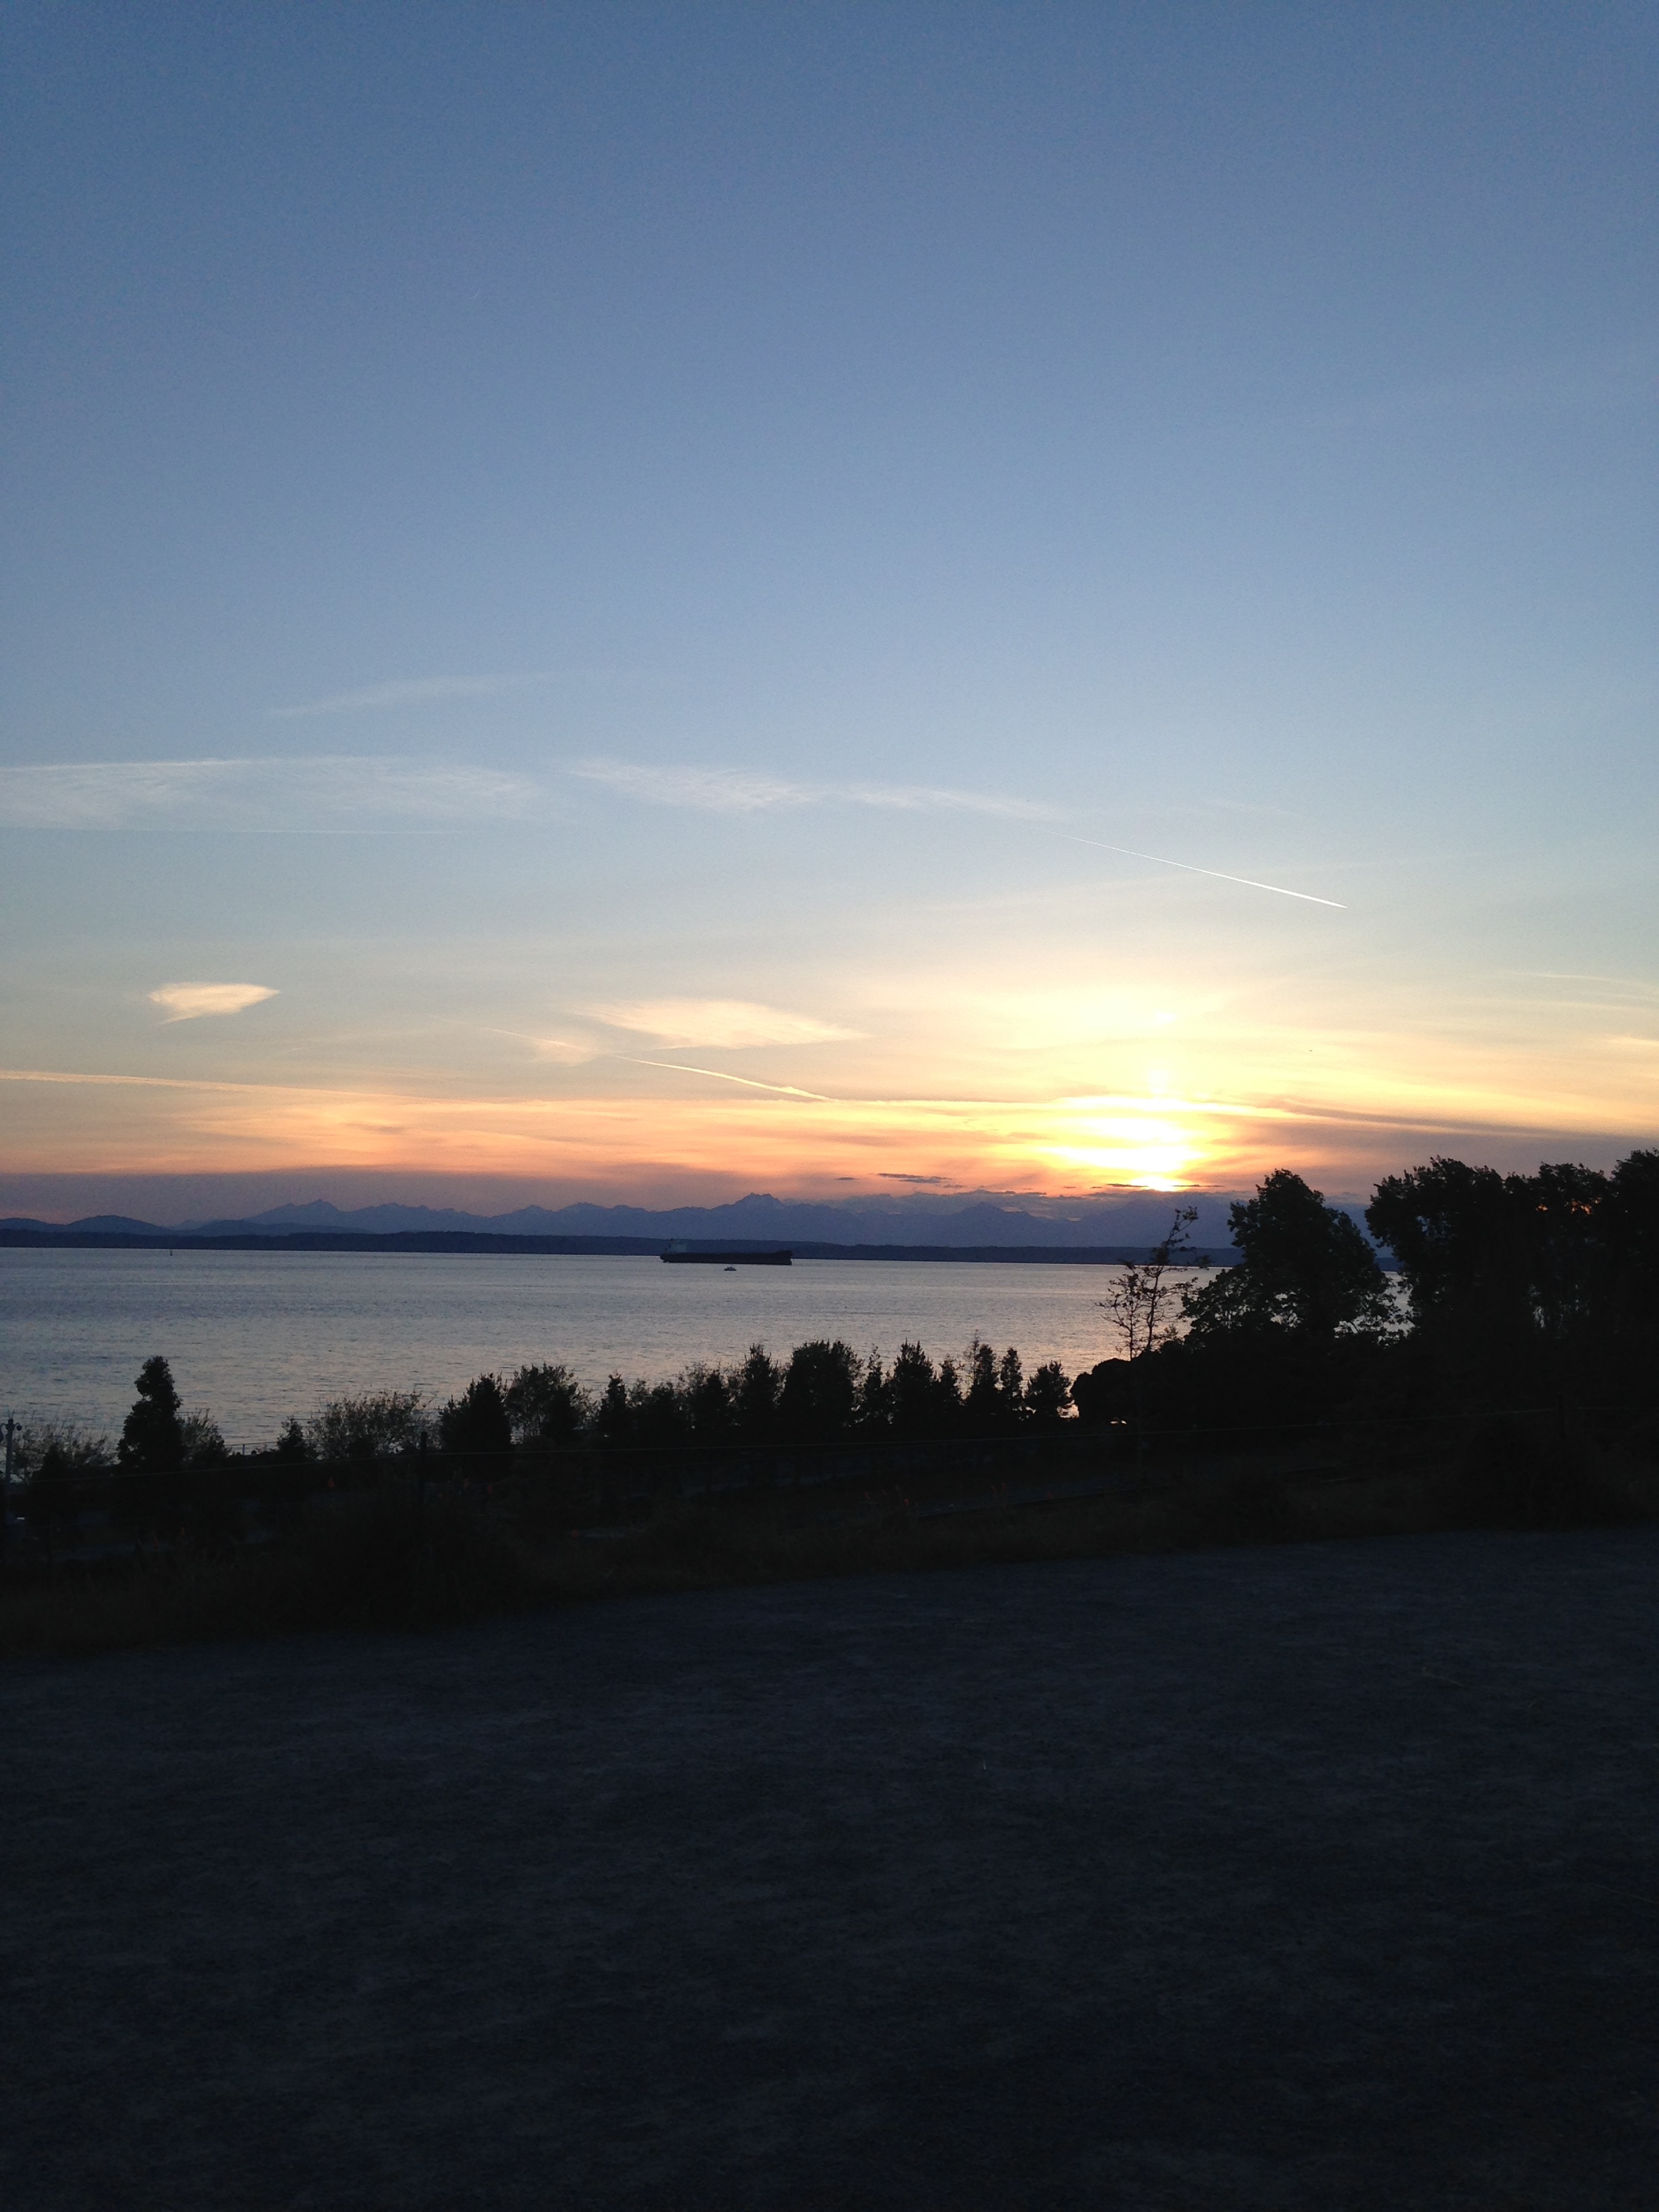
[0,1248,1154,1447]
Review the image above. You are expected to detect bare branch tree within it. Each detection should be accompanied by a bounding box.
[1098,1208,1209,1361]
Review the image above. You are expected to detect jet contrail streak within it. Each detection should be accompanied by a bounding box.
[626,1058,831,1101]
[1053,832,1347,907]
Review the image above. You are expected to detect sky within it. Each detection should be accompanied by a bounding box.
[2,1,1655,1220]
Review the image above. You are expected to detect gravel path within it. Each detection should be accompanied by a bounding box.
[5,1530,1659,2209]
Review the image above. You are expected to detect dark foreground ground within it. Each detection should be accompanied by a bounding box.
[5,1531,1658,2211]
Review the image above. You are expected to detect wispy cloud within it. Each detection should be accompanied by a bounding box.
[269,672,554,717]
[525,1035,603,1065]
[588,998,860,1048]
[571,758,1057,821]
[149,983,279,1022]
[0,757,550,832]
[1053,832,1347,907]
[623,1059,832,1101]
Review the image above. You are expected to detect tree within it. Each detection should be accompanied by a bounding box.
[854,1351,893,1436]
[274,1416,312,1462]
[181,1410,230,1467]
[1605,1149,1659,1322]
[780,1340,859,1443]
[889,1341,941,1439]
[504,1363,590,1447]
[630,1379,689,1448]
[594,1374,633,1448]
[118,1356,184,1472]
[684,1364,735,1445]
[1184,1172,1390,1339]
[306,1391,428,1464]
[23,1443,77,1563]
[438,1374,514,1458]
[1365,1158,1525,1330]
[1025,1361,1071,1429]
[997,1346,1026,1428]
[965,1341,1027,1433]
[964,1339,1002,1434]
[1099,1209,1208,1361]
[733,1345,782,1445]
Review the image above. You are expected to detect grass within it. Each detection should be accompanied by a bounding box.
[4,1429,1654,1661]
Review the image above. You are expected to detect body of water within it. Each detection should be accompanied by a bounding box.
[0,1248,1162,1447]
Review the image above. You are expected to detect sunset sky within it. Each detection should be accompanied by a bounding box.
[3,3,1654,1220]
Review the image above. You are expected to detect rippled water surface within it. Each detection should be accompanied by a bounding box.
[0,1248,1151,1445]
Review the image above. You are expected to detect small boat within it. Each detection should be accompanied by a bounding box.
[661,1241,792,1266]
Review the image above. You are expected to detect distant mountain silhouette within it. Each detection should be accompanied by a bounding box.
[0,1213,170,1235]
[3,1188,1382,1253]
[173,1189,1256,1248]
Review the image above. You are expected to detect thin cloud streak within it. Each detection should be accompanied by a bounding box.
[571,758,1057,821]
[590,998,859,1048]
[623,1058,832,1101]
[0,757,550,832]
[269,672,555,716]
[1054,832,1348,907]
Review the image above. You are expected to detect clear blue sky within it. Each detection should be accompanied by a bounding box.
[2,2,1654,1216]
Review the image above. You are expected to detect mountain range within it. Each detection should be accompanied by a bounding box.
[0,1187,1372,1250]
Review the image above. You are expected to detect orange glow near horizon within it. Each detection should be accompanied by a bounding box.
[3,1059,1652,1201]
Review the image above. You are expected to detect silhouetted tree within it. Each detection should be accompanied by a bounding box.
[274,1416,311,1462]
[504,1363,589,1447]
[780,1340,859,1443]
[1605,1149,1659,1320]
[23,1443,77,1563]
[733,1345,782,1446]
[630,1379,688,1448]
[935,1354,964,1431]
[438,1374,513,1458]
[1185,1172,1390,1339]
[685,1364,735,1445]
[307,1391,428,1464]
[997,1346,1026,1427]
[1025,1361,1071,1429]
[118,1356,184,1472]
[1099,1209,1208,1361]
[181,1410,230,1467]
[889,1341,940,1439]
[964,1339,1000,1433]
[594,1374,633,1448]
[854,1351,893,1435]
[964,1341,1029,1434]
[1069,1358,1134,1428]
[1366,1158,1527,1332]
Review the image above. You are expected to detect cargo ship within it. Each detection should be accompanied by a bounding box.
[661,1240,792,1265]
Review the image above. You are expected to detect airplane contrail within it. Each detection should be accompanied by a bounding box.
[626,1057,832,1101]
[1052,831,1347,907]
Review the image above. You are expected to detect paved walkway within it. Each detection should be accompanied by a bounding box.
[6,1530,1658,2209]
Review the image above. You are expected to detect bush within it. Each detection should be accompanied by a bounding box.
[504,1363,590,1447]
[306,1391,428,1464]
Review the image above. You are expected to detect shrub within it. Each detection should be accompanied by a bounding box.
[306,1391,428,1464]
[504,1363,590,1447]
